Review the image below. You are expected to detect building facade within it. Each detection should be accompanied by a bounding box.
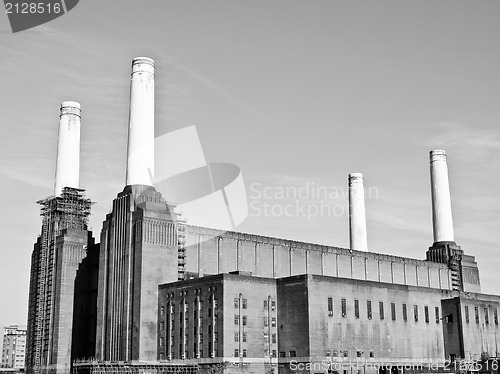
[1,325,27,370]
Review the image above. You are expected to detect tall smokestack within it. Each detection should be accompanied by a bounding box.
[429,150,455,243]
[54,101,81,196]
[348,173,368,251]
[126,57,155,186]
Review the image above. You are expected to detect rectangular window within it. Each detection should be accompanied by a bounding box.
[494,309,498,325]
[159,337,164,347]
[242,332,247,342]
[379,302,384,320]
[243,349,247,358]
[160,321,165,330]
[243,316,248,326]
[475,306,480,324]
[263,300,268,309]
[354,300,359,318]
[484,308,489,324]
[271,317,276,327]
[160,306,165,316]
[289,351,296,357]
[234,349,239,358]
[272,333,276,343]
[414,305,419,322]
[465,306,469,323]
[435,307,440,323]
[341,298,347,317]
[242,299,247,309]
[402,303,407,322]
[279,352,286,358]
[234,298,239,308]
[264,318,268,327]
[234,332,239,343]
[367,301,372,320]
[328,297,333,316]
[391,303,396,321]
[271,301,276,310]
[424,306,429,323]
[234,315,239,325]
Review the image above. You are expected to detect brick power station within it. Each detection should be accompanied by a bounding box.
[25,57,500,374]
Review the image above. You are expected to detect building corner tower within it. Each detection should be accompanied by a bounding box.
[26,102,94,374]
[426,150,480,292]
[95,57,180,362]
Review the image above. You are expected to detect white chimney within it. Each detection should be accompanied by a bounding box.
[348,173,368,251]
[429,150,455,243]
[125,57,155,186]
[54,101,81,196]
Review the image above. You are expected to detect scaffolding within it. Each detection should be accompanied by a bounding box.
[177,216,187,281]
[72,361,199,374]
[28,187,93,374]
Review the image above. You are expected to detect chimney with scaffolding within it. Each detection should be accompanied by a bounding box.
[26,102,95,374]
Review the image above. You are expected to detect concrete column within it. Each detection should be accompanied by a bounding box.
[348,173,368,251]
[126,57,155,186]
[429,150,454,243]
[54,101,81,196]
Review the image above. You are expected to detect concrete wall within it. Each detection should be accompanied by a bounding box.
[442,295,500,360]
[184,226,451,291]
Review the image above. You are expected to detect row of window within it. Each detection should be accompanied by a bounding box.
[464,305,499,325]
[329,298,441,323]
[233,298,277,310]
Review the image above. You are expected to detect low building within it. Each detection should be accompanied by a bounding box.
[1,325,27,371]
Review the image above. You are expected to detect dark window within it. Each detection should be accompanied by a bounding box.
[264,318,268,327]
[234,349,239,358]
[414,305,419,322]
[357,351,362,358]
[367,301,372,320]
[243,349,247,357]
[354,300,359,318]
[234,315,239,325]
[424,306,429,323]
[279,352,286,358]
[264,300,268,309]
[379,302,384,320]
[242,299,247,309]
[341,298,347,317]
[271,317,276,327]
[402,303,407,322]
[328,298,333,316]
[465,306,469,324]
[271,301,276,310]
[447,314,453,323]
[234,298,239,308]
[242,332,247,342]
[391,303,396,321]
[369,351,374,358]
[485,308,489,324]
[242,316,247,326]
[435,307,440,323]
[272,334,276,343]
[272,350,276,357]
[234,332,239,342]
[475,306,480,324]
[289,351,296,357]
[494,309,498,325]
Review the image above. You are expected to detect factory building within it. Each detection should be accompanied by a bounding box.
[26,57,500,374]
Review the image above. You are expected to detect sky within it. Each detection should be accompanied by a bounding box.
[0,0,499,327]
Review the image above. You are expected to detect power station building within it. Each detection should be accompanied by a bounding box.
[26,57,500,374]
